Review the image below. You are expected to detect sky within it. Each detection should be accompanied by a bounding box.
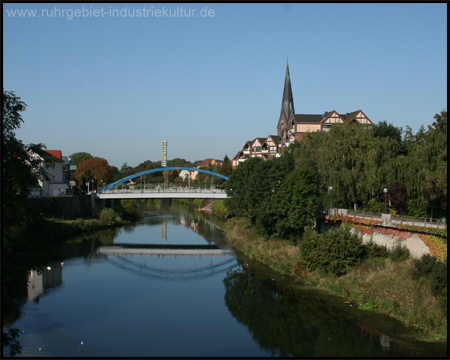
[3,2,447,168]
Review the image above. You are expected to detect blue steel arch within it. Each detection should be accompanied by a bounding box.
[97,167,229,194]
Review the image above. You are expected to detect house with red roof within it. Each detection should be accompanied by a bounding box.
[28,150,69,197]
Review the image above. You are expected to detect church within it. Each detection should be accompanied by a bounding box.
[231,64,374,169]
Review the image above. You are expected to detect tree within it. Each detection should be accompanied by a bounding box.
[3,89,51,236]
[372,120,403,150]
[70,152,93,165]
[225,157,264,218]
[218,155,232,177]
[75,157,114,191]
[273,167,319,240]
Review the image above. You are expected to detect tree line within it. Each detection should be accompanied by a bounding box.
[71,153,233,192]
[225,111,447,240]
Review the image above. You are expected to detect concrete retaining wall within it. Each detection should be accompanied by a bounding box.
[351,227,431,259]
[25,195,113,219]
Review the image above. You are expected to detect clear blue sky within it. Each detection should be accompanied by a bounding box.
[3,3,447,168]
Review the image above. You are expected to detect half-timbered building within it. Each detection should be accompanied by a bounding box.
[232,63,374,169]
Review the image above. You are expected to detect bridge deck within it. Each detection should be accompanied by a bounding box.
[96,189,227,199]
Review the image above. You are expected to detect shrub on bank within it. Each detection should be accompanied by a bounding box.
[362,242,388,259]
[300,224,364,276]
[211,200,228,217]
[99,208,123,226]
[388,243,410,262]
[413,254,448,316]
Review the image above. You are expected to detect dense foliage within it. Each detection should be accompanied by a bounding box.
[2,89,52,240]
[225,110,446,241]
[294,112,447,218]
[224,148,314,238]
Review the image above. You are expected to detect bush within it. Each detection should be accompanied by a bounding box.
[362,242,388,259]
[414,254,447,315]
[300,224,364,276]
[99,207,122,226]
[211,200,228,217]
[388,243,410,262]
[430,261,447,298]
[413,254,439,278]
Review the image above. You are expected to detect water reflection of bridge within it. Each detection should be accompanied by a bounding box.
[98,244,237,282]
[98,244,234,256]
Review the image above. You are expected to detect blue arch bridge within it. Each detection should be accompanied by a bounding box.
[96,167,229,200]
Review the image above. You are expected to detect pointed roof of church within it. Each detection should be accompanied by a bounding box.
[281,62,295,122]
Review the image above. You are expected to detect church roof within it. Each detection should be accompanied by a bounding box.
[281,63,295,122]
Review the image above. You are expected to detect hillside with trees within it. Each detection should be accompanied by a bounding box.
[225,110,447,239]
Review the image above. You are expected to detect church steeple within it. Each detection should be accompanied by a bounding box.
[281,62,295,123]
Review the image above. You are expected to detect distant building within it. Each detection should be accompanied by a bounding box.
[232,63,374,169]
[62,155,77,191]
[196,158,221,169]
[189,159,223,180]
[28,150,69,197]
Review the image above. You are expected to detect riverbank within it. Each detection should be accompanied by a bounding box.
[222,217,447,342]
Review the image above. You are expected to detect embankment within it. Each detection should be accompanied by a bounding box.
[222,218,447,341]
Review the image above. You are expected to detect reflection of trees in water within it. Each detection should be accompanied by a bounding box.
[222,264,445,357]
[140,201,227,246]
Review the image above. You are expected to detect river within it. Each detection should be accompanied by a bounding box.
[2,202,446,357]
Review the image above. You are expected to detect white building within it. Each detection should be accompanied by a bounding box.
[29,150,69,197]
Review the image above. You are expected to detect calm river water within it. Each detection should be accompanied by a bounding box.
[2,202,447,357]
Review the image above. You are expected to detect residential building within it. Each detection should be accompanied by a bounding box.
[28,150,69,197]
[190,158,223,180]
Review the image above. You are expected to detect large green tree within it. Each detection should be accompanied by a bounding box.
[69,152,93,165]
[2,89,51,238]
[273,167,319,240]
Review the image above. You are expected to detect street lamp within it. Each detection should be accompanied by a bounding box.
[328,186,333,209]
[86,182,89,193]
[92,179,94,193]
[383,188,388,214]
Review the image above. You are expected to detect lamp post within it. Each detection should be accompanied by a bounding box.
[86,182,89,193]
[328,186,333,209]
[383,188,388,214]
[92,179,94,193]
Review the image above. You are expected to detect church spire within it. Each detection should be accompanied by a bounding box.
[281,62,295,123]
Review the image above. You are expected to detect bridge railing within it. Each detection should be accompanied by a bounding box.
[344,209,447,229]
[100,187,226,194]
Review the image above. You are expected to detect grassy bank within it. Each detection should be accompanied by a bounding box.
[21,207,127,243]
[223,217,447,340]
